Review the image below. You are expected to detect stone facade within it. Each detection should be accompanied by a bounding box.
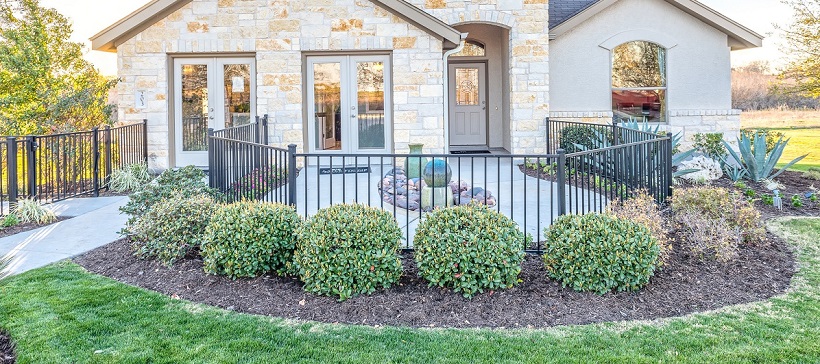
[119,0,450,169]
[408,0,551,154]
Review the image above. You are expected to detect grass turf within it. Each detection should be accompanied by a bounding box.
[0,218,819,363]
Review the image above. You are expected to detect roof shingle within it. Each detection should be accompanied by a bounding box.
[549,0,599,29]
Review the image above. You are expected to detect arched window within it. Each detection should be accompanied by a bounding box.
[452,40,486,57]
[611,41,667,122]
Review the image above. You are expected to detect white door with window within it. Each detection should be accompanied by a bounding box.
[174,57,256,167]
[448,63,487,147]
[306,55,391,156]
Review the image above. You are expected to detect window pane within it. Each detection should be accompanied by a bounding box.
[313,63,342,151]
[612,89,666,123]
[455,68,480,106]
[357,61,386,149]
[612,41,666,88]
[222,63,251,128]
[181,64,208,151]
[452,40,485,57]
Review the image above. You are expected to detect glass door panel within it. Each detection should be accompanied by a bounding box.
[312,62,342,151]
[181,64,209,152]
[355,61,385,150]
[222,63,252,128]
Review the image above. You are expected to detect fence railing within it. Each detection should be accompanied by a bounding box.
[1,121,148,215]
[208,118,672,253]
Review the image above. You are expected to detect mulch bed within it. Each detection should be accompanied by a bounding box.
[74,233,795,329]
[0,217,70,239]
[0,330,15,364]
[706,170,820,219]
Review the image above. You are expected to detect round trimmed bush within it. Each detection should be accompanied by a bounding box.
[543,213,660,294]
[294,204,402,301]
[413,204,525,298]
[201,201,301,279]
[131,193,216,265]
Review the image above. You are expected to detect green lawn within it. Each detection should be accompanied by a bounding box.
[757,127,820,171]
[1,218,819,363]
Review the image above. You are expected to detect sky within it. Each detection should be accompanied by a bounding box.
[41,0,794,76]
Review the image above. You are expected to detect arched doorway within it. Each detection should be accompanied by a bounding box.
[448,23,511,152]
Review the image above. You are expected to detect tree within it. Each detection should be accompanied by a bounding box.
[0,0,116,136]
[778,0,820,97]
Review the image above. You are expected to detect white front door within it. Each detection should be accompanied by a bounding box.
[174,57,256,167]
[449,63,487,147]
[306,55,391,155]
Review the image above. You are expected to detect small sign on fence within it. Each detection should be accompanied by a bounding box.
[319,166,371,175]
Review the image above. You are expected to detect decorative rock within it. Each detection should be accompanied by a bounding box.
[422,159,451,187]
[465,187,485,197]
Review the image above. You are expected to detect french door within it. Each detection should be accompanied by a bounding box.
[174,57,256,167]
[307,55,391,155]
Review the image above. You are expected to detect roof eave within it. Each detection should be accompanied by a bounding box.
[91,0,462,53]
[550,0,764,50]
[370,0,463,49]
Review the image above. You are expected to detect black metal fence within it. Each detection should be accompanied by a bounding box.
[1,121,148,215]
[208,118,672,253]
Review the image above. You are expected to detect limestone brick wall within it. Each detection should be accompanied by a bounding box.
[407,0,550,155]
[118,0,444,170]
[548,109,742,151]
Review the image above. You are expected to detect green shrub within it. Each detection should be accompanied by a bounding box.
[229,166,287,200]
[109,163,152,192]
[12,198,56,224]
[558,125,600,154]
[693,132,727,161]
[543,213,660,294]
[803,167,820,180]
[724,131,806,181]
[202,201,301,279]
[670,186,765,262]
[605,191,671,265]
[120,166,221,231]
[741,129,786,153]
[131,194,216,265]
[294,204,402,301]
[1,214,19,228]
[413,204,525,298]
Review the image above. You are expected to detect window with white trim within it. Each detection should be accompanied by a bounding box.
[611,41,667,123]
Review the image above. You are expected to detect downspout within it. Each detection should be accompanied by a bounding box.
[442,33,468,154]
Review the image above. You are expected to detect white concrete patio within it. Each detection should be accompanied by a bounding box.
[277,157,606,248]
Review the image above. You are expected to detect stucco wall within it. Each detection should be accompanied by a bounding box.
[118,0,445,170]
[549,0,739,147]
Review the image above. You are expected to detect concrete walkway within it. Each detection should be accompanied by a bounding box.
[0,196,128,276]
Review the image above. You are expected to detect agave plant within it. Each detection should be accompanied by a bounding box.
[722,131,807,182]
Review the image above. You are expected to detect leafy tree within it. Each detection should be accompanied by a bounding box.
[778,0,820,97]
[0,0,116,136]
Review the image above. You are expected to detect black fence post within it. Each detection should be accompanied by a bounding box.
[6,137,17,204]
[545,117,551,154]
[207,128,215,189]
[612,118,620,146]
[254,116,261,144]
[556,148,567,216]
[142,119,149,163]
[104,126,112,190]
[25,136,36,199]
[287,144,297,207]
[262,114,269,145]
[665,132,674,200]
[92,127,100,197]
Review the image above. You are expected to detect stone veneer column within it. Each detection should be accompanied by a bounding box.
[411,0,550,155]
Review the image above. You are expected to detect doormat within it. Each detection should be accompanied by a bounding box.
[450,150,491,155]
[319,166,371,175]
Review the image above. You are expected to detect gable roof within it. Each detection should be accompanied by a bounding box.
[91,0,463,52]
[549,0,764,50]
[549,0,597,29]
